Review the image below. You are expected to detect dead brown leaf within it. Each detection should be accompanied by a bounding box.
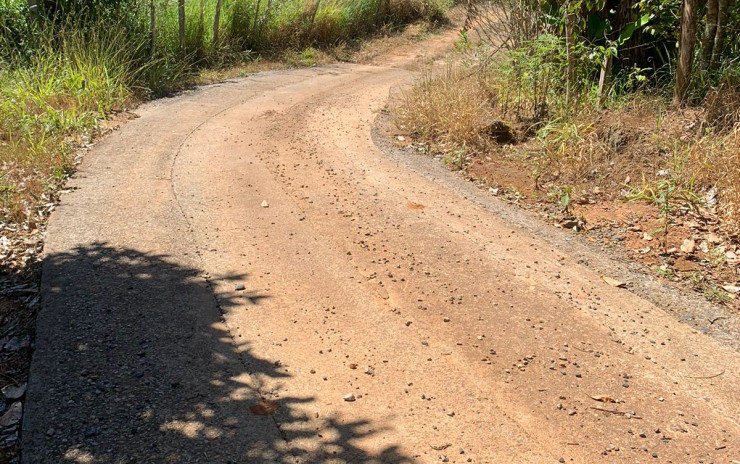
[250,400,280,416]
[407,202,425,210]
[590,395,616,403]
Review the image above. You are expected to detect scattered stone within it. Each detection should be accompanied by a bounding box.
[260,200,269,208]
[568,410,577,416]
[680,239,696,254]
[443,317,450,322]
[235,284,245,291]
[2,337,20,352]
[0,402,22,427]
[705,233,722,244]
[343,393,356,402]
[1,384,26,401]
[405,321,412,327]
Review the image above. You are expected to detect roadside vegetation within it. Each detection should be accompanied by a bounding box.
[395,0,740,304]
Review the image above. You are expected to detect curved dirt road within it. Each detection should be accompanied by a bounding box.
[24,34,740,463]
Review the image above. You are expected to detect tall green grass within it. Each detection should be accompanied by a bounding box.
[0,27,138,222]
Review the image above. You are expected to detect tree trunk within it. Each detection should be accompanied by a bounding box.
[307,0,321,29]
[150,0,156,57]
[252,0,263,36]
[598,53,613,107]
[178,0,186,54]
[701,0,718,68]
[213,0,223,45]
[463,0,477,31]
[711,0,734,69]
[674,0,699,105]
[197,0,205,50]
[258,0,273,38]
[564,11,576,108]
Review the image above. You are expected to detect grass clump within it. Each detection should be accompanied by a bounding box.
[0,27,137,223]
[394,63,496,154]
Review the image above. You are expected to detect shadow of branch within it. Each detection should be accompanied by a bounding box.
[23,243,411,463]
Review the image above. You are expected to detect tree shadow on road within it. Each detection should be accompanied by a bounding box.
[23,243,409,463]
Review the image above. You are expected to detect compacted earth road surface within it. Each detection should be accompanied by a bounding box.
[23,33,740,463]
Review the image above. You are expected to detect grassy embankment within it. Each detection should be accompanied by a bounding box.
[394,6,740,303]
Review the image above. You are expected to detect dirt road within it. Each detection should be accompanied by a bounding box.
[23,33,740,464]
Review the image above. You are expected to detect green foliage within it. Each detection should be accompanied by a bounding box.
[636,0,681,40]
[492,33,600,119]
[704,287,733,304]
[0,0,39,62]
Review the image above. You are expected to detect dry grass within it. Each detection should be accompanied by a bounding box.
[393,64,496,153]
[395,60,740,233]
[687,128,740,228]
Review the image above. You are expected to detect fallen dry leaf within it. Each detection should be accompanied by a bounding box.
[250,400,280,416]
[722,285,740,294]
[601,276,627,288]
[680,238,696,254]
[590,395,616,403]
[407,202,425,210]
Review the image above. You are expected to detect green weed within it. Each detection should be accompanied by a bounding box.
[704,287,733,304]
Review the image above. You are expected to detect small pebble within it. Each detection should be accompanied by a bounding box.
[235,284,245,291]
[343,393,356,402]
